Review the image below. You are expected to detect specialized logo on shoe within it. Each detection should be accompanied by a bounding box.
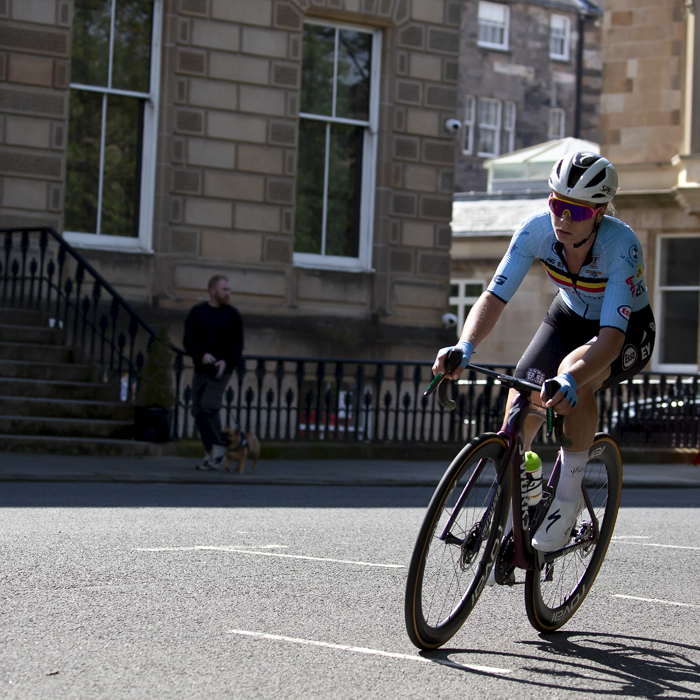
[545,509,561,533]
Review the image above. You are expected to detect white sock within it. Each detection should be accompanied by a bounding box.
[556,449,588,502]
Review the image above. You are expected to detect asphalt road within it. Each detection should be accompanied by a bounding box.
[1,483,700,699]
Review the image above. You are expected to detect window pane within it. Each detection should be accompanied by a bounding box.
[479,128,497,155]
[100,95,143,238]
[479,2,506,22]
[65,90,103,233]
[661,291,699,364]
[479,23,504,46]
[464,283,484,296]
[300,24,335,117]
[661,238,700,286]
[112,0,154,93]
[71,0,111,87]
[326,123,363,258]
[294,119,327,254]
[480,100,498,126]
[450,283,459,297]
[335,29,372,121]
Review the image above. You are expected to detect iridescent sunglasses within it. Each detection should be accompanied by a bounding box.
[548,193,602,222]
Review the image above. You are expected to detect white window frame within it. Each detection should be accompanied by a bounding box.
[293,20,381,273]
[477,98,501,158]
[462,95,475,155]
[548,107,565,140]
[653,234,700,373]
[550,14,571,62]
[477,1,510,51]
[64,0,162,253]
[503,100,516,153]
[449,279,486,332]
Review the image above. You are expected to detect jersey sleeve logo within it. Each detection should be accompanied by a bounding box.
[493,274,508,285]
[617,305,632,321]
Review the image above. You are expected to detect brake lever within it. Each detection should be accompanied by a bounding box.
[544,379,573,448]
[425,349,463,410]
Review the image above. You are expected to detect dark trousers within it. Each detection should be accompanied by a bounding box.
[191,371,232,452]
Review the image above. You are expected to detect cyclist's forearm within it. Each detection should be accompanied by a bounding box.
[459,291,506,349]
[566,327,625,388]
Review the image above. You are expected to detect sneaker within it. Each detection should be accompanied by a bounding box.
[532,496,585,552]
[207,444,226,470]
[195,458,219,471]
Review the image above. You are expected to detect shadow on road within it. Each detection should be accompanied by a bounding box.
[424,632,700,696]
[0,482,437,508]
[0,482,698,509]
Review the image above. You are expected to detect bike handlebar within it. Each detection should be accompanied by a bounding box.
[424,353,573,448]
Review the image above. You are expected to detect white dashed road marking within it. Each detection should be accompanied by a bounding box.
[227,629,512,675]
[136,545,405,568]
[613,595,700,608]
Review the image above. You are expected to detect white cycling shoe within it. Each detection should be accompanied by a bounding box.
[532,496,585,552]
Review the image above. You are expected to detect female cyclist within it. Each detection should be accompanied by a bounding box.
[433,151,655,552]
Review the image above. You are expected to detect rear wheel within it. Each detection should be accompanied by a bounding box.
[404,433,510,649]
[525,433,622,632]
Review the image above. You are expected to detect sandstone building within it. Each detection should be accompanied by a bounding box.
[0,0,464,361]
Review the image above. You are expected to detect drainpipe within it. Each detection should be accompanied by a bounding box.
[574,11,585,139]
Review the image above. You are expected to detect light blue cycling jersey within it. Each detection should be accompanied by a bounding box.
[487,207,650,332]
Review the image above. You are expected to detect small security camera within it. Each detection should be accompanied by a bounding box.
[444,118,461,135]
[442,312,458,328]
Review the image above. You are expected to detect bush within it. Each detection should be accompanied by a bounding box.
[137,325,175,409]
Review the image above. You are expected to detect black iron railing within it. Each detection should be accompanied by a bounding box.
[0,226,187,433]
[2,227,698,449]
[172,357,699,449]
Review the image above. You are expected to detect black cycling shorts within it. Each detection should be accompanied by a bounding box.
[514,294,656,391]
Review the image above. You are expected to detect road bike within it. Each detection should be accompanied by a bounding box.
[404,352,622,649]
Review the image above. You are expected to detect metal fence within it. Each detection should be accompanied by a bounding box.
[173,357,700,449]
[2,227,698,449]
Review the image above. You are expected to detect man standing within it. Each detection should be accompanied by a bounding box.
[183,275,244,470]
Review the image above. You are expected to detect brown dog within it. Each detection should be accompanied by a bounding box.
[222,426,260,474]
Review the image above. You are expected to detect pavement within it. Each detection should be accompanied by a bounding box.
[1,451,699,487]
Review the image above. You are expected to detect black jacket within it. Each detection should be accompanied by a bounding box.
[183,303,244,375]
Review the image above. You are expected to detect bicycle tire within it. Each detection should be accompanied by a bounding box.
[405,433,510,649]
[524,433,622,633]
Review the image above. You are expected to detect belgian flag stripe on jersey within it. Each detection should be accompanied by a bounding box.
[540,259,608,293]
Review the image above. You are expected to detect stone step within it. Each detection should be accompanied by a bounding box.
[0,359,97,382]
[0,415,132,439]
[0,308,45,326]
[0,323,59,345]
[0,434,175,457]
[0,341,75,363]
[0,377,116,401]
[0,396,133,420]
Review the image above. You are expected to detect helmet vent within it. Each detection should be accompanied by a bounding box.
[566,165,586,189]
[587,170,606,187]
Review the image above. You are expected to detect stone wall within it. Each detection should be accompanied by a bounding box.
[0,0,465,362]
[601,0,685,166]
[0,0,71,230]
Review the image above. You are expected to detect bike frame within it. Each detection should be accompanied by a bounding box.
[461,365,602,573]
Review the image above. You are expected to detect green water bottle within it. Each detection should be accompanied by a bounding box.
[525,451,542,505]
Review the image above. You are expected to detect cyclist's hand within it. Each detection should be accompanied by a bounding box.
[542,373,578,414]
[432,340,474,380]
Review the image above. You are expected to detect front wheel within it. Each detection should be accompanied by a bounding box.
[524,433,622,632]
[404,433,510,649]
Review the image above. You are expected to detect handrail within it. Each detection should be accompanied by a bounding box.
[0,227,185,419]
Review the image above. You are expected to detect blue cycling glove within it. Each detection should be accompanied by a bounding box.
[547,372,578,409]
[438,340,474,369]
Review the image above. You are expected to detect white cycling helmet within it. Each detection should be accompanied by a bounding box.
[549,151,618,204]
